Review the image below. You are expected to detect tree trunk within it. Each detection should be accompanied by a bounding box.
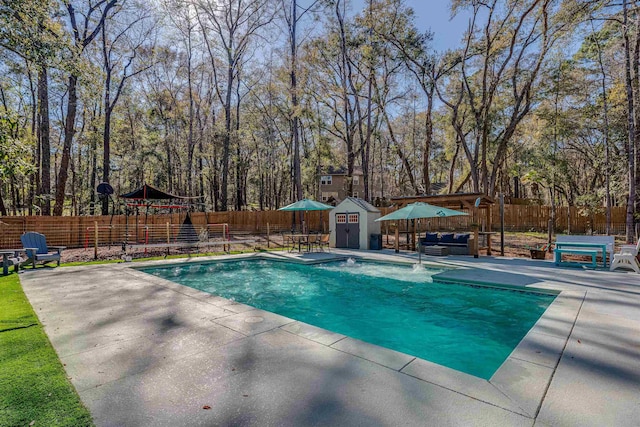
[381,106,419,194]
[623,0,636,243]
[54,74,78,216]
[592,20,611,234]
[361,0,375,202]
[448,139,461,194]
[221,61,233,211]
[59,0,116,215]
[362,77,373,202]
[37,66,51,216]
[102,106,112,215]
[291,0,303,202]
[10,176,18,215]
[235,77,243,211]
[634,12,640,227]
[0,187,6,216]
[26,61,37,216]
[423,90,434,194]
[198,141,205,211]
[336,1,356,197]
[89,125,98,215]
[186,30,195,198]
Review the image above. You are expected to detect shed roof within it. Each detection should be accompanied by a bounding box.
[336,197,380,213]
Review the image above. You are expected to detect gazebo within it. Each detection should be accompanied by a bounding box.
[389,193,498,256]
[119,183,188,202]
[119,184,198,245]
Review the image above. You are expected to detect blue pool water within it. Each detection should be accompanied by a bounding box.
[141,259,556,379]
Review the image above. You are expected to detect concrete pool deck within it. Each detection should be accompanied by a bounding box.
[18,251,640,426]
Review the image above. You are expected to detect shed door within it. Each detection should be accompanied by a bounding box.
[335,212,360,249]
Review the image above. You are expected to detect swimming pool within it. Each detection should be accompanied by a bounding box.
[141,258,556,379]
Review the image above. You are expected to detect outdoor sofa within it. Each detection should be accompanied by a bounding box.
[419,232,473,255]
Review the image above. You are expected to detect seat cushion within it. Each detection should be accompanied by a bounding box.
[440,233,455,244]
[425,232,439,243]
[454,234,470,244]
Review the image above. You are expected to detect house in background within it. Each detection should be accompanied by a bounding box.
[317,166,365,204]
[318,165,444,205]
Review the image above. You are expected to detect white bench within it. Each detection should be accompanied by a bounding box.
[554,235,615,268]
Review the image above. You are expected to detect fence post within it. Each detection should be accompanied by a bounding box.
[486,205,492,256]
[224,223,229,252]
[395,224,399,253]
[473,224,479,258]
[500,194,505,256]
[94,221,98,260]
[267,222,270,248]
[166,222,170,256]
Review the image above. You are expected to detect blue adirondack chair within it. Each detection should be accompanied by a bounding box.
[21,232,65,269]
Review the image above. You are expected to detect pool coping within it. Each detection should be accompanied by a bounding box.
[126,251,582,418]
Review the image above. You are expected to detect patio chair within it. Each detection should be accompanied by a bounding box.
[610,240,640,273]
[307,233,320,252]
[317,234,330,252]
[21,232,65,269]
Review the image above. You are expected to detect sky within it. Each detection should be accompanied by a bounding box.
[348,0,471,52]
[403,1,470,52]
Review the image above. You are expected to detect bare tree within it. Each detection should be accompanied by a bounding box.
[165,0,200,198]
[0,0,63,215]
[622,0,636,242]
[443,0,597,196]
[374,0,440,195]
[589,18,612,234]
[54,0,117,216]
[335,0,359,196]
[100,0,156,215]
[281,0,320,202]
[196,0,275,211]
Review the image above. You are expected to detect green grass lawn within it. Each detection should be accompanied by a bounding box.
[0,273,93,427]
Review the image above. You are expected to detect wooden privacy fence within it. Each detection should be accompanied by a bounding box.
[383,205,627,235]
[0,211,329,249]
[0,205,629,249]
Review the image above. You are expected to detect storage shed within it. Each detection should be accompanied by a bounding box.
[330,197,381,250]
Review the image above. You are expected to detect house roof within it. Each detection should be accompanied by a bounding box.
[430,182,447,194]
[319,166,363,176]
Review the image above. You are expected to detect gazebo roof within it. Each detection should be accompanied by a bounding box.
[119,184,186,200]
[390,193,495,210]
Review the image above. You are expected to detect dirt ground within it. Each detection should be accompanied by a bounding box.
[60,232,557,263]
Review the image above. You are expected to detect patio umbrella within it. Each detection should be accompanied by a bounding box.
[375,202,468,263]
[278,199,334,233]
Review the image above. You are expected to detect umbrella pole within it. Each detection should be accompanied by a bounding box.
[417,219,422,265]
